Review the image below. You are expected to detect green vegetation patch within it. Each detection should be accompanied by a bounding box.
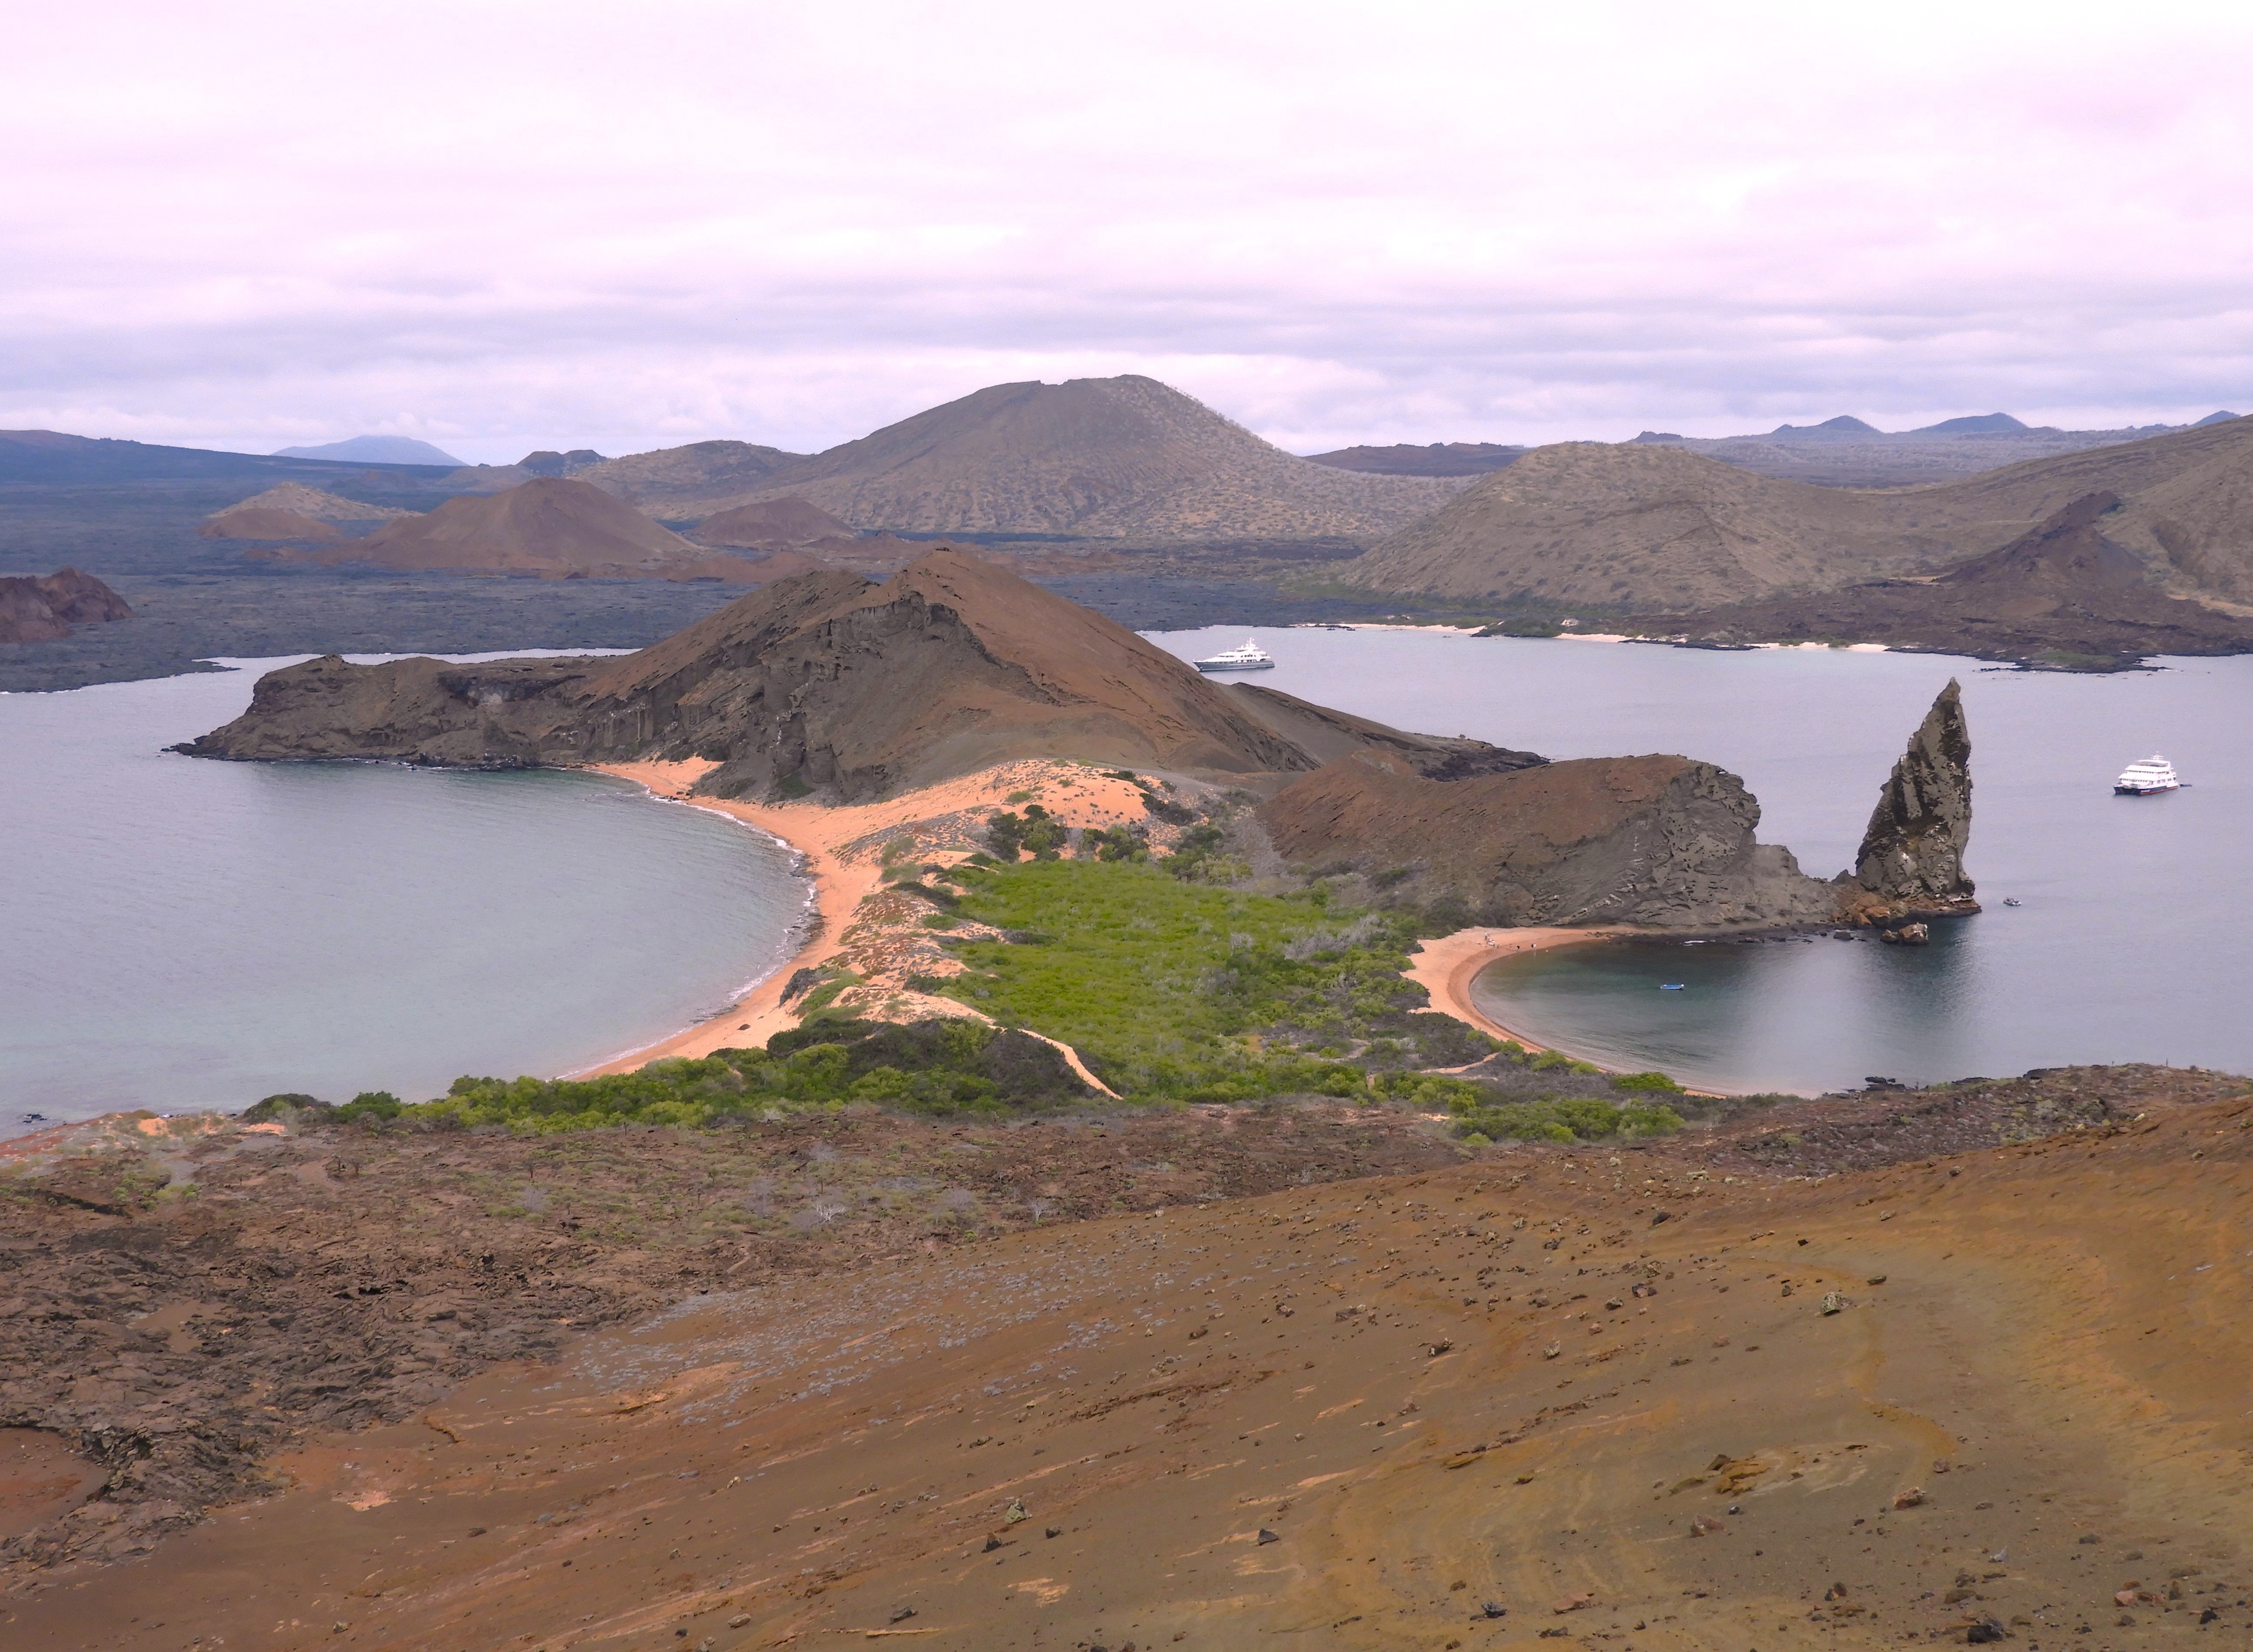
[303,1019,1093,1135]
[935,858,1462,1100]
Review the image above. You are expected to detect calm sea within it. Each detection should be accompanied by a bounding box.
[1153,627,2253,1093]
[1,657,808,1132]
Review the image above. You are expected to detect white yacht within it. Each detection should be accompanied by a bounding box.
[2113,754,2181,795]
[1192,636,1275,673]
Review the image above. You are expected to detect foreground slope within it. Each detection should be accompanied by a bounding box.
[672,375,1468,538]
[1346,415,2253,613]
[9,1075,2246,1648]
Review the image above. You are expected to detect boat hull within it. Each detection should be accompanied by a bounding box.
[2114,783,2180,795]
[1193,661,1275,672]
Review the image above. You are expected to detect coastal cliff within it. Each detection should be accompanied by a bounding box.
[1256,680,1979,933]
[1256,747,1837,928]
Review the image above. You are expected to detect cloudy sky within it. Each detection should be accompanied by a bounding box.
[6,2,2250,462]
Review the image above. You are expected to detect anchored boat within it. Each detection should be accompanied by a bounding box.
[2113,755,2181,795]
[1192,636,1275,673]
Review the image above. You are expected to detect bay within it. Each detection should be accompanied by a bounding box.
[1151,626,2253,1091]
[1,657,808,1130]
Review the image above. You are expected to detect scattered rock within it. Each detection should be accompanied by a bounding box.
[1894,1487,1926,1509]
[1257,1528,1281,1545]
[1552,1592,1595,1613]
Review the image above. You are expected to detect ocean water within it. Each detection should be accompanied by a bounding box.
[1151,627,2253,1092]
[1,657,808,1131]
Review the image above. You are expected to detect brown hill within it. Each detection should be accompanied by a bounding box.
[1346,414,2253,612]
[690,495,856,550]
[203,482,413,527]
[0,568,132,644]
[1635,491,2253,668]
[678,375,1468,538]
[178,548,1319,797]
[284,478,776,581]
[572,439,809,515]
[197,508,342,541]
[1305,440,1529,477]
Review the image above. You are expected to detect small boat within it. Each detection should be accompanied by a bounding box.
[2113,755,2180,795]
[2002,897,2020,908]
[1193,636,1275,673]
[1660,983,1685,991]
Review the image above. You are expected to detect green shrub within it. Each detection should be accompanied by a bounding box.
[1613,1070,1683,1093]
[335,1090,403,1124]
[1444,1094,1685,1143]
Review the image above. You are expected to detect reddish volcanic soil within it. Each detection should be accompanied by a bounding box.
[3,1071,2247,1650]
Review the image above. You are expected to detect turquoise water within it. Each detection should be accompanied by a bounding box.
[1153,628,2253,1092]
[1,657,809,1130]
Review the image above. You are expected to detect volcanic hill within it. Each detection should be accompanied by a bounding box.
[179,548,1324,796]
[0,568,132,644]
[283,478,778,582]
[574,439,809,514]
[691,496,856,551]
[588,376,1466,539]
[1636,491,2253,669]
[199,482,414,541]
[1345,414,2253,622]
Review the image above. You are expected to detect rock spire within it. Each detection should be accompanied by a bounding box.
[1848,679,1977,916]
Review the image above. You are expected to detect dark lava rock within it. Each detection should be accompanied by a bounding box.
[1846,679,1976,918]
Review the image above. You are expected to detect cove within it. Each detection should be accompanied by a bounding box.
[2,657,809,1130]
[1153,627,2253,1092]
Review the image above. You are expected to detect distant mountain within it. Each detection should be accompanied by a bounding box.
[1632,491,2253,668]
[518,449,608,478]
[574,441,811,516]
[1302,441,1528,478]
[1769,415,1880,435]
[0,429,456,484]
[277,478,778,582]
[272,435,467,466]
[678,376,1464,540]
[2196,411,2244,427]
[1910,413,2028,436]
[1342,414,2253,612]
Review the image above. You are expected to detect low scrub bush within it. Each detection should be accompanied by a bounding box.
[319,1019,1097,1135]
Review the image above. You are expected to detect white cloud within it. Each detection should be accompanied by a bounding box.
[3,1,2250,461]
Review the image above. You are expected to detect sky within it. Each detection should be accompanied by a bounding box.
[5,1,2251,464]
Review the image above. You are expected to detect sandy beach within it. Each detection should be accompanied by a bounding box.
[582,758,1166,1076]
[1402,923,1638,1055]
[583,766,1651,1087]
